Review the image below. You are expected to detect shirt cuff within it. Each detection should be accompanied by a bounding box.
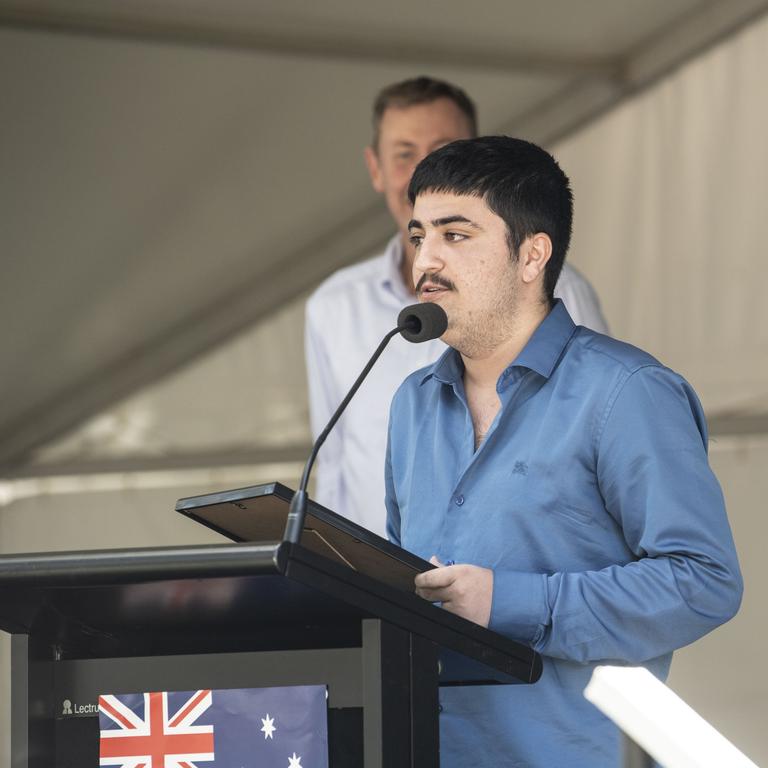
[489,571,549,646]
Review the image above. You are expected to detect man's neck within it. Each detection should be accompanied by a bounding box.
[462,301,549,391]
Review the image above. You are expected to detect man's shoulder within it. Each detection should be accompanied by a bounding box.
[556,262,601,304]
[307,251,389,309]
[558,262,590,289]
[572,326,667,379]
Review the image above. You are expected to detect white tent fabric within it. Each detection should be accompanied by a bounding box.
[32,297,312,465]
[557,14,768,413]
[19,10,768,477]
[2,11,768,767]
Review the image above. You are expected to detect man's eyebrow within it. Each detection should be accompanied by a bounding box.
[432,215,481,229]
[408,215,481,231]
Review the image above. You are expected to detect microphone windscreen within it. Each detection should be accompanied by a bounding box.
[398,303,448,343]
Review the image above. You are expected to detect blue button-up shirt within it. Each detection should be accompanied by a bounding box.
[385,301,742,768]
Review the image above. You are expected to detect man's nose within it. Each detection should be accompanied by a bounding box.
[413,233,445,277]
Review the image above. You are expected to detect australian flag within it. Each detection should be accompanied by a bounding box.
[98,685,328,768]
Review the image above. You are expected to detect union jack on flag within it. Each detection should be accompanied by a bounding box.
[98,686,328,768]
[99,690,214,768]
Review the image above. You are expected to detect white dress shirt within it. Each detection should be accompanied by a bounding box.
[305,234,609,536]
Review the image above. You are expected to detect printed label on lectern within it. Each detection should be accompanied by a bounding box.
[59,698,99,718]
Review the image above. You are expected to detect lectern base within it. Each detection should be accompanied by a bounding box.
[12,619,438,768]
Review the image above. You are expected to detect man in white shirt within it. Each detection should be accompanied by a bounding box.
[305,77,608,536]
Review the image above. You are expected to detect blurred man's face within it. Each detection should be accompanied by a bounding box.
[364,99,473,239]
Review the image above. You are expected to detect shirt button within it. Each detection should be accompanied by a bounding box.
[455,495,465,506]
[438,703,444,713]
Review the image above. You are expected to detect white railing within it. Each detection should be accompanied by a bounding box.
[584,665,760,768]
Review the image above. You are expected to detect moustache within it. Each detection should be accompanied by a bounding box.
[416,273,456,293]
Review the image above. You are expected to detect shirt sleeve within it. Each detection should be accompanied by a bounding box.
[304,293,343,512]
[554,265,610,334]
[489,365,743,664]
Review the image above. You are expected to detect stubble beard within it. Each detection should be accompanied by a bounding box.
[449,278,521,359]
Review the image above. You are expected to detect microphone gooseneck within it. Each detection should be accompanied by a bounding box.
[283,302,448,544]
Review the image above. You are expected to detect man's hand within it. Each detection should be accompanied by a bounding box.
[414,556,494,627]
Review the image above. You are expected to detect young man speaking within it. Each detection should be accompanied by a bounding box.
[306,77,608,538]
[385,136,742,767]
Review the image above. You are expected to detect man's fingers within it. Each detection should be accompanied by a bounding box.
[415,566,456,589]
[415,585,450,602]
[414,563,493,628]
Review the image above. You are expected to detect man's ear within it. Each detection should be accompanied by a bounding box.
[520,233,552,284]
[364,145,384,193]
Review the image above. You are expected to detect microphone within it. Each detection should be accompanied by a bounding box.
[283,302,447,544]
[397,302,449,343]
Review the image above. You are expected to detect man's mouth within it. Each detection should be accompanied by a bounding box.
[419,284,451,301]
[416,274,455,298]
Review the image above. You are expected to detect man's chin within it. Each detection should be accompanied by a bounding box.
[438,325,459,349]
[419,292,447,305]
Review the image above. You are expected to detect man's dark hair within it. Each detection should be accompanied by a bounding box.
[371,76,478,149]
[408,136,573,302]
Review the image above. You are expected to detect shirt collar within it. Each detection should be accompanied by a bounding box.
[420,300,577,387]
[512,299,576,379]
[422,345,464,386]
[379,234,412,302]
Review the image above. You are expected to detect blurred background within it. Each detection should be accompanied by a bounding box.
[1,0,767,763]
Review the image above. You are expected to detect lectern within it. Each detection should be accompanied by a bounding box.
[0,484,542,767]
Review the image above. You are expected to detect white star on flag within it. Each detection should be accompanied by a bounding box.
[260,713,276,739]
[288,752,302,767]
